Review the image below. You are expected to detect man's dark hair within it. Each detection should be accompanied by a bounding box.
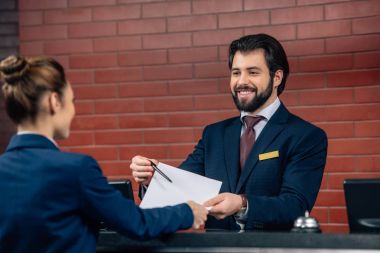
[228,34,289,96]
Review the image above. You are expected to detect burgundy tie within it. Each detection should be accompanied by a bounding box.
[240,116,262,169]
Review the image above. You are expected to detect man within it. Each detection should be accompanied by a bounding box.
[131,34,328,231]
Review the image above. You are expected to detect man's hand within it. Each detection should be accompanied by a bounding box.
[203,193,243,220]
[130,155,157,185]
[187,201,208,229]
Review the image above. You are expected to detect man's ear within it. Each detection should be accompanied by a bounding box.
[48,92,62,115]
[273,70,283,89]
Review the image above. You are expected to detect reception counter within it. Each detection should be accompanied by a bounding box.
[97,231,380,253]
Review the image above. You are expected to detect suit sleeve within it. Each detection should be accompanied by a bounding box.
[246,127,328,229]
[77,156,193,239]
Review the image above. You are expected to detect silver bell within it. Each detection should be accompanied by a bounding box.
[291,211,321,233]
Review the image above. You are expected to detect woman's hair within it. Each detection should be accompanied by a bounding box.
[0,55,67,124]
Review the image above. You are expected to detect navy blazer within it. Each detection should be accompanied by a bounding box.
[180,103,328,230]
[0,134,193,253]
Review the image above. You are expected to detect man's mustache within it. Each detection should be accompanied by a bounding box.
[234,85,257,93]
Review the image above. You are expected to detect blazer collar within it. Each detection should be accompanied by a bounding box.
[236,102,289,193]
[6,134,60,152]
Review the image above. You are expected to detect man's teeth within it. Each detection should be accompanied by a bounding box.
[239,90,253,94]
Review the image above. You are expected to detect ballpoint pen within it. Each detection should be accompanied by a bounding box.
[150,161,173,183]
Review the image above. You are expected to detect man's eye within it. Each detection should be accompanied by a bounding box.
[232,71,240,76]
[249,71,258,75]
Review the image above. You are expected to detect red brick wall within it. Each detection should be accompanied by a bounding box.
[17,0,380,233]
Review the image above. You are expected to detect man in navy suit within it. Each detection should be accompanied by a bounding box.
[0,55,207,252]
[131,34,328,231]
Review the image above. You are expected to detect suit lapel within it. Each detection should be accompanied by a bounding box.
[223,118,242,193]
[236,103,289,193]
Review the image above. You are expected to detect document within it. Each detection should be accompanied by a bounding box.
[140,162,222,208]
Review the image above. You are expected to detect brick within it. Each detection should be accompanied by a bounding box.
[93,5,140,21]
[298,54,352,72]
[286,73,325,90]
[193,0,243,14]
[310,207,328,223]
[69,22,116,38]
[94,36,142,52]
[298,88,354,106]
[51,55,69,69]
[118,50,167,66]
[282,39,324,57]
[19,41,44,55]
[119,145,168,161]
[119,81,168,97]
[168,15,216,32]
[68,0,116,7]
[143,33,191,49]
[355,121,380,137]
[325,0,380,20]
[0,0,16,10]
[95,130,143,145]
[168,144,194,159]
[20,25,67,41]
[326,34,380,53]
[142,1,191,18]
[44,39,93,55]
[95,99,143,113]
[71,116,118,130]
[73,85,117,99]
[144,129,194,144]
[244,24,296,41]
[66,70,94,85]
[119,114,169,129]
[329,139,380,155]
[169,46,218,64]
[353,16,380,35]
[118,18,166,35]
[227,12,270,30]
[315,190,345,207]
[74,101,94,115]
[354,51,380,68]
[325,156,356,173]
[95,68,143,83]
[0,11,18,24]
[289,106,326,122]
[297,0,349,5]
[168,111,232,127]
[44,8,91,24]
[194,94,234,110]
[327,70,380,87]
[144,97,193,112]
[57,132,94,146]
[288,57,299,73]
[298,20,351,39]
[325,104,380,121]
[193,29,243,46]
[19,11,43,26]
[280,91,298,106]
[100,162,133,178]
[195,62,229,78]
[320,224,349,234]
[356,156,380,172]
[355,86,380,103]
[168,79,218,95]
[143,64,192,80]
[328,173,380,190]
[271,6,323,24]
[316,122,354,138]
[69,54,118,69]
[329,207,347,224]
[69,146,118,161]
[118,0,165,3]
[18,0,67,10]
[244,0,295,10]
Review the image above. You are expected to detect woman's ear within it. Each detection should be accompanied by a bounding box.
[47,92,62,115]
[273,70,283,89]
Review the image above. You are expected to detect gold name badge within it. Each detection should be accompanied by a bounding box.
[259,151,279,161]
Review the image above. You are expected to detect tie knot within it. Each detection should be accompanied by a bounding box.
[244,116,263,129]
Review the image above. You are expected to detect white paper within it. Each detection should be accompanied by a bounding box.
[140,162,222,208]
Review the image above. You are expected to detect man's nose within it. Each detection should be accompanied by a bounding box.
[237,72,249,85]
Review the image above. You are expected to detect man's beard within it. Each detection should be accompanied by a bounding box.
[231,77,273,112]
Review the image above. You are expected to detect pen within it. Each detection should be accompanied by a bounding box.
[150,161,173,183]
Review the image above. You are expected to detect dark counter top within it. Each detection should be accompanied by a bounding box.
[97,231,380,253]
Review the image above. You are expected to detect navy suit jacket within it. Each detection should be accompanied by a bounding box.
[0,134,193,253]
[180,103,328,231]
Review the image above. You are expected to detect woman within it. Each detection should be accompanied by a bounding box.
[0,55,207,252]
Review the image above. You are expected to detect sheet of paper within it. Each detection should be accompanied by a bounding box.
[140,162,222,208]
